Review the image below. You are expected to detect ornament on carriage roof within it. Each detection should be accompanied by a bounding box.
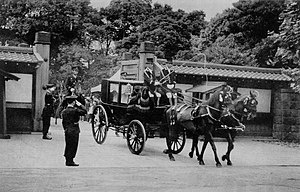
[120,71,128,80]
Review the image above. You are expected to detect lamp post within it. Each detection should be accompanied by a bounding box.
[198,52,208,86]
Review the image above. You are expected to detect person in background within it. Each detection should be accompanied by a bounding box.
[41,84,56,140]
[61,95,87,166]
[65,65,81,96]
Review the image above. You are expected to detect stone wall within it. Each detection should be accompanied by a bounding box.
[273,88,300,142]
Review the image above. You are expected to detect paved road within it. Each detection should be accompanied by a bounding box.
[0,118,299,192]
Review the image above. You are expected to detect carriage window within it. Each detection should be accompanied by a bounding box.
[121,83,132,104]
[109,83,119,103]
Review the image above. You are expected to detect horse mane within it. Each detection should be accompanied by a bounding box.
[232,95,247,105]
[203,87,223,107]
[228,94,253,115]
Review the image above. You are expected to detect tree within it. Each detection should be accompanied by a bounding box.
[182,10,207,36]
[231,0,285,47]
[272,0,300,68]
[1,0,97,57]
[105,0,152,41]
[273,0,300,92]
[139,15,191,61]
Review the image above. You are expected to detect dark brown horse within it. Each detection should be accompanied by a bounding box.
[189,90,259,166]
[164,85,233,166]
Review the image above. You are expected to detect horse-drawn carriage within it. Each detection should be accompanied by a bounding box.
[89,65,258,167]
[90,78,186,155]
[88,41,259,166]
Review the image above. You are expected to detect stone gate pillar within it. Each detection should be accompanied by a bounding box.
[273,88,300,142]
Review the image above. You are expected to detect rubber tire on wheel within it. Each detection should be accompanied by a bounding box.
[166,130,186,154]
[91,105,108,144]
[126,120,146,155]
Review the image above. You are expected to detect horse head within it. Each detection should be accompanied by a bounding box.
[231,90,258,121]
[207,84,233,110]
[192,85,233,122]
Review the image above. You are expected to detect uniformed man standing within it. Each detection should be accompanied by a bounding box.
[41,84,56,140]
[61,95,87,166]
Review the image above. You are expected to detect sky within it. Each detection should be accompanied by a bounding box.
[90,0,238,21]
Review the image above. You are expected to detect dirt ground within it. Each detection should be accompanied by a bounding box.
[0,119,299,192]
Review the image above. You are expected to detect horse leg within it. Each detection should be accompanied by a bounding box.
[207,132,222,167]
[163,125,175,161]
[222,132,234,166]
[163,147,175,161]
[194,136,200,158]
[198,137,208,165]
[189,134,196,158]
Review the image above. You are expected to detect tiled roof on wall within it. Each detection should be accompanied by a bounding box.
[163,60,292,82]
[0,46,43,64]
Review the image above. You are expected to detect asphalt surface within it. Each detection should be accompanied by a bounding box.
[0,118,300,192]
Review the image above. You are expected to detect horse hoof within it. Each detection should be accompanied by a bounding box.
[222,155,227,161]
[168,154,175,161]
[199,160,205,165]
[163,149,169,154]
[189,152,193,158]
[216,163,222,167]
[227,161,232,166]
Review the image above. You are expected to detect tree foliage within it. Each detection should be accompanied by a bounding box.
[2,0,300,94]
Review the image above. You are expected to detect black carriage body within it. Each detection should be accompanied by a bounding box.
[101,79,168,129]
[92,79,172,154]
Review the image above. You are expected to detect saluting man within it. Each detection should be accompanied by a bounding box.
[61,95,87,166]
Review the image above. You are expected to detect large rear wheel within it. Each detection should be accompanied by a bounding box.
[166,129,186,154]
[91,105,108,144]
[126,120,146,155]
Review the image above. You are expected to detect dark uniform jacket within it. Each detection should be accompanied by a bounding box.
[62,105,87,134]
[42,92,55,117]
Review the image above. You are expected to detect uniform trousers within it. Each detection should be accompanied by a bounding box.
[64,133,79,162]
[42,116,51,136]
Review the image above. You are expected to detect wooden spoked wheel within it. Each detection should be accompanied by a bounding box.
[126,120,146,155]
[91,105,108,144]
[166,130,186,154]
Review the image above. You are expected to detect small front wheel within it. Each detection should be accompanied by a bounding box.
[91,105,108,144]
[126,120,146,155]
